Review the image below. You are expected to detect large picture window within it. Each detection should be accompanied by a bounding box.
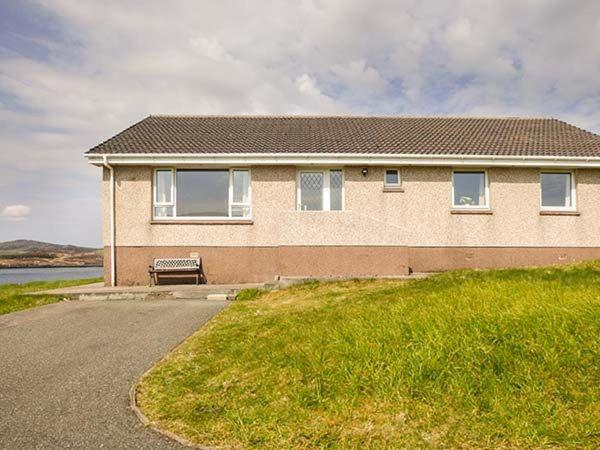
[153,168,251,219]
[541,172,575,210]
[452,170,488,208]
[297,169,344,211]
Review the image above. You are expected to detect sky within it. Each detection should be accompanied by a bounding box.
[1,0,600,247]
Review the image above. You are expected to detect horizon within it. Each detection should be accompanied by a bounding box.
[0,238,100,248]
[2,1,600,247]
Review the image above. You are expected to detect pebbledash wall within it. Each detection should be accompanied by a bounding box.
[103,165,600,285]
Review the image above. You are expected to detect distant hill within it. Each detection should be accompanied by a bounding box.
[0,240,103,268]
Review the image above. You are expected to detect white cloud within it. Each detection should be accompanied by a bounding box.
[3,0,599,123]
[294,74,340,113]
[442,16,517,81]
[332,60,386,97]
[295,74,321,97]
[1,205,32,221]
[189,37,232,62]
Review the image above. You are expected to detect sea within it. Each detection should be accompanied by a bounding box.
[0,266,103,285]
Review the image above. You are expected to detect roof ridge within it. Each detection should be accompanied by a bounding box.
[149,114,553,120]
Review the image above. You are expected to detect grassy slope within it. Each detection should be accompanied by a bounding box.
[138,264,600,449]
[0,278,101,315]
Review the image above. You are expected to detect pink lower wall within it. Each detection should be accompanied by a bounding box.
[105,246,409,285]
[104,245,600,285]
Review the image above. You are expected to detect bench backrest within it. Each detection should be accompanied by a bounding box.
[153,257,200,270]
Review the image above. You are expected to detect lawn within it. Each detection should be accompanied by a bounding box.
[0,278,101,315]
[138,263,600,449]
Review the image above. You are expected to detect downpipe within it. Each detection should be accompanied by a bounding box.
[102,156,116,287]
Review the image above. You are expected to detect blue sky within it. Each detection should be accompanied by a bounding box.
[1,0,600,247]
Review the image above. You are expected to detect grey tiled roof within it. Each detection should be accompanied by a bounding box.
[87,115,600,158]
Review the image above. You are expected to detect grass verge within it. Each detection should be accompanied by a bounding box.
[0,278,101,315]
[138,264,600,449]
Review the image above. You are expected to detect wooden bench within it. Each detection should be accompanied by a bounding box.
[148,257,202,285]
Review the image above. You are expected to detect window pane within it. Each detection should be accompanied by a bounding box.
[385,169,399,185]
[453,172,486,206]
[154,206,173,217]
[300,172,323,210]
[155,170,172,203]
[232,170,250,203]
[330,170,343,211]
[231,205,251,218]
[541,173,571,207]
[176,170,229,217]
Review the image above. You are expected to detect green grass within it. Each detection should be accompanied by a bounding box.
[138,263,600,449]
[0,278,101,315]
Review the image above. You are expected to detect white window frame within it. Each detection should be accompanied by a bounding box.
[451,169,490,209]
[384,168,401,187]
[153,167,252,220]
[296,168,344,211]
[540,170,576,212]
[228,169,253,218]
[153,168,175,207]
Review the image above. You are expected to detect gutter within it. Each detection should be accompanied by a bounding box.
[102,156,116,287]
[86,152,600,168]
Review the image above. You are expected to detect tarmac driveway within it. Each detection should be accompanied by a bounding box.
[0,298,228,449]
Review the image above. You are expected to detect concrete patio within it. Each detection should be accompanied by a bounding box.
[33,273,430,301]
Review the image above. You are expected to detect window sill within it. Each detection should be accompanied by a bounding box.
[451,209,493,215]
[383,186,404,192]
[151,219,254,225]
[539,210,580,216]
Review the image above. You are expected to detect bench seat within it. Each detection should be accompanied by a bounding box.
[148,257,202,285]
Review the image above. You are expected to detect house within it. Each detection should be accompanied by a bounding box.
[86,115,600,286]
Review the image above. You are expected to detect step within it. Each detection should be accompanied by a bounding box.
[76,290,238,301]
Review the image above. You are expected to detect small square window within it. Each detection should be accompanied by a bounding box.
[384,169,400,186]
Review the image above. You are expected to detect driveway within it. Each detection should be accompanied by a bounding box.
[0,298,227,449]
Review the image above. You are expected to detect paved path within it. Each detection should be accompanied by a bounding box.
[0,298,227,449]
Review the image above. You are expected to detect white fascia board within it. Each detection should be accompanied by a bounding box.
[85,152,600,168]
